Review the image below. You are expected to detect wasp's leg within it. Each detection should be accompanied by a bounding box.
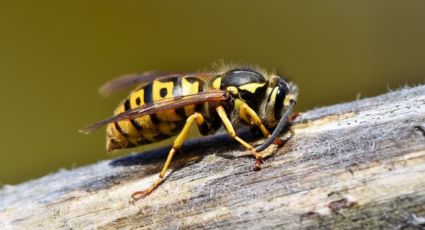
[131,113,205,201]
[239,102,271,138]
[216,106,263,170]
[239,102,285,156]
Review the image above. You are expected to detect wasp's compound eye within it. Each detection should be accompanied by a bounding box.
[274,81,289,120]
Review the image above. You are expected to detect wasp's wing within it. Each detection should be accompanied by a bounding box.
[98,71,213,97]
[99,71,167,97]
[79,90,228,134]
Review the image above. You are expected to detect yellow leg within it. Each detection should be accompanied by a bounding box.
[216,106,263,170]
[239,103,270,138]
[131,113,205,201]
[240,102,286,146]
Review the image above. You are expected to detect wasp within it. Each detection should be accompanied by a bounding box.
[79,65,298,201]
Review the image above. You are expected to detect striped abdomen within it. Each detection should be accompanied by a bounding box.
[106,76,208,151]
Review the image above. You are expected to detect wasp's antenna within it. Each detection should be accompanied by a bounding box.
[255,99,296,152]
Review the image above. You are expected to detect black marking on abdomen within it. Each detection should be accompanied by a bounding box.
[114,122,128,137]
[160,88,167,97]
[143,83,160,124]
[144,83,153,104]
[193,77,207,114]
[124,99,142,130]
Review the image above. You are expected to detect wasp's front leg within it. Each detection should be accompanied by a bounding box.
[239,103,271,138]
[239,102,286,149]
[216,106,264,170]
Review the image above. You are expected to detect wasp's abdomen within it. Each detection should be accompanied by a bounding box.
[107,76,206,151]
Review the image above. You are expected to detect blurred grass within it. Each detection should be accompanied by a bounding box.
[0,0,424,184]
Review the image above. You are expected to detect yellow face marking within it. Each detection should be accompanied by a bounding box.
[153,80,181,121]
[238,82,266,93]
[284,92,296,107]
[269,87,278,104]
[266,87,273,98]
[182,78,199,116]
[129,89,156,129]
[212,77,222,89]
[265,87,279,122]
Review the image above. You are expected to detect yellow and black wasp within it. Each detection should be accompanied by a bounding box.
[79,65,298,201]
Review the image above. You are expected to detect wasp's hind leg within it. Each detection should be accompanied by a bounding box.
[131,113,205,201]
[216,106,264,170]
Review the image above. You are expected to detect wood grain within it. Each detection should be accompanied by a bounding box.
[1,85,425,229]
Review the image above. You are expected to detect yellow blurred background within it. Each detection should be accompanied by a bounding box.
[0,1,424,185]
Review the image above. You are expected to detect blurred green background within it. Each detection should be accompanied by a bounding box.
[0,1,424,185]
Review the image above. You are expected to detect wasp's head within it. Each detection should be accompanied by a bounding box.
[262,75,298,128]
[212,68,297,129]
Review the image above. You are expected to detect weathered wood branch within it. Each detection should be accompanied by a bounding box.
[1,85,425,229]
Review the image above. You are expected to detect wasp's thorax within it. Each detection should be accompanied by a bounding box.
[212,68,297,129]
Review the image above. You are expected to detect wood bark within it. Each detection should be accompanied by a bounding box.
[1,85,425,229]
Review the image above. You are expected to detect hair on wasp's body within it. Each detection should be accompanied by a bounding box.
[79,66,298,201]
